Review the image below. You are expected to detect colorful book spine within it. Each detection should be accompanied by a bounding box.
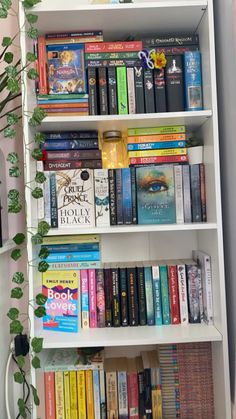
[43,234,99,245]
[122,168,132,224]
[38,35,48,94]
[127,267,139,326]
[165,55,185,112]
[184,51,203,111]
[41,139,98,150]
[93,370,101,419]
[86,370,95,419]
[190,164,202,222]
[55,371,65,419]
[152,265,163,326]
[86,51,139,60]
[127,140,186,150]
[47,261,100,271]
[45,251,100,263]
[100,370,107,419]
[106,372,118,419]
[88,269,97,328]
[81,269,89,329]
[154,68,167,113]
[44,372,56,419]
[86,59,141,68]
[137,266,147,326]
[46,30,103,39]
[98,67,108,115]
[128,125,185,136]
[85,41,143,53]
[69,371,78,419]
[104,268,113,327]
[94,169,110,227]
[128,148,186,158]
[88,67,98,115]
[36,161,44,219]
[111,267,121,327]
[44,160,102,171]
[159,265,170,325]
[108,67,118,115]
[50,172,58,228]
[116,67,128,115]
[118,371,128,419]
[115,169,123,225]
[127,133,186,144]
[144,267,155,326]
[174,165,184,224]
[167,265,180,324]
[129,155,188,166]
[127,67,136,114]
[200,163,207,221]
[77,371,86,419]
[130,167,137,224]
[108,169,117,225]
[182,164,192,223]
[64,371,71,419]
[96,269,106,328]
[177,264,189,324]
[127,372,139,418]
[44,171,51,225]
[186,264,200,323]
[43,243,99,253]
[134,67,145,114]
[119,267,128,327]
[144,69,155,113]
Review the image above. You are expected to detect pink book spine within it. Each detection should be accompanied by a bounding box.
[88,269,97,328]
[127,372,139,418]
[81,269,89,329]
[44,372,56,419]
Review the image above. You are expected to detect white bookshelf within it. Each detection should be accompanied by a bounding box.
[19,0,231,418]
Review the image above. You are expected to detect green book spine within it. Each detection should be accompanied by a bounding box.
[159,265,170,325]
[128,125,185,136]
[116,67,128,115]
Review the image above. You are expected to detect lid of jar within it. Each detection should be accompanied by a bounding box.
[103,130,122,140]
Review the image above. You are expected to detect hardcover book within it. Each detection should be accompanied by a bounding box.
[117,66,128,114]
[165,55,185,112]
[98,66,108,115]
[153,68,167,113]
[144,267,155,325]
[88,67,98,115]
[136,165,176,224]
[94,169,110,226]
[184,51,203,111]
[134,67,145,114]
[108,67,118,114]
[96,269,106,327]
[122,168,132,225]
[143,69,155,113]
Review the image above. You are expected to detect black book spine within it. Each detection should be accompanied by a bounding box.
[130,167,137,224]
[98,67,108,115]
[127,267,139,326]
[115,168,123,225]
[88,67,98,115]
[111,267,121,327]
[154,68,167,113]
[134,67,145,114]
[0,199,2,247]
[138,371,146,418]
[144,69,155,113]
[190,164,202,222]
[165,55,185,112]
[137,267,147,325]
[104,268,113,327]
[108,169,117,225]
[107,67,117,115]
[119,267,128,326]
[142,34,199,47]
[144,369,152,419]
[50,172,58,228]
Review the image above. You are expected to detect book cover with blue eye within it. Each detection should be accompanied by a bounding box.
[46,43,86,95]
[136,165,176,224]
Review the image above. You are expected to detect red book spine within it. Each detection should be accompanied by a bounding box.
[44,372,56,419]
[167,265,180,324]
[129,155,188,165]
[127,372,139,418]
[45,107,88,113]
[43,160,102,171]
[88,269,97,328]
[39,103,88,109]
[85,41,142,53]
[38,36,48,94]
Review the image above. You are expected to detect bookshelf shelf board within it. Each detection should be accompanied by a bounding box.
[0,240,16,256]
[41,324,222,349]
[34,1,207,34]
[40,110,212,132]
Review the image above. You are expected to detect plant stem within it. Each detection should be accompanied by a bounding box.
[0,105,22,120]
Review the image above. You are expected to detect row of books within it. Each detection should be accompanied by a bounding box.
[42,250,213,333]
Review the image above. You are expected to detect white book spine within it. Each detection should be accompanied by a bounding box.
[94,169,110,226]
[198,268,204,323]
[127,67,136,114]
[203,255,214,324]
[174,165,184,223]
[93,370,101,419]
[117,371,128,417]
[182,164,192,223]
[43,171,51,225]
[36,161,44,219]
[177,264,189,324]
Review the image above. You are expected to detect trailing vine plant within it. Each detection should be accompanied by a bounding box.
[0,0,50,417]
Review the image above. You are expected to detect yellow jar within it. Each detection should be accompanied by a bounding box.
[102,130,127,169]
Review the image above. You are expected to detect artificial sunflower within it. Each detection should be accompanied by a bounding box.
[149,51,167,69]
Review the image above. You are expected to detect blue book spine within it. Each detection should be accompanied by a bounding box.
[159,265,170,325]
[122,168,132,225]
[41,139,98,150]
[50,172,58,228]
[93,370,101,419]
[144,266,155,325]
[184,51,203,111]
[42,243,99,253]
[152,266,162,325]
[117,371,128,418]
[37,99,88,104]
[45,251,100,263]
[116,169,123,225]
[127,141,186,151]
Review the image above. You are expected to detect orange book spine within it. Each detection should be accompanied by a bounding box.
[40,103,88,109]
[44,372,56,419]
[86,370,94,419]
[129,154,188,165]
[38,35,48,94]
[45,112,89,116]
[127,133,186,143]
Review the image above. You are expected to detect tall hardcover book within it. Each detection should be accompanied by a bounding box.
[177,264,189,324]
[96,269,106,327]
[184,51,203,111]
[182,164,192,223]
[134,67,145,114]
[144,69,155,113]
[144,266,155,325]
[159,264,170,325]
[94,169,110,226]
[190,164,202,222]
[104,268,113,327]
[44,372,56,419]
[152,265,162,325]
[88,268,97,327]
[119,267,129,326]
[153,68,167,113]
[165,55,185,112]
[137,266,147,325]
[127,266,139,326]
[50,172,58,228]
[144,368,152,419]
[200,163,207,222]
[127,67,136,114]
[108,67,118,114]
[115,168,123,224]
[98,66,108,115]
[130,167,137,224]
[136,165,176,224]
[122,168,132,224]
[167,264,180,324]
[88,67,98,115]
[108,169,117,225]
[138,371,146,418]
[116,66,128,114]
[111,266,121,327]
[42,271,79,333]
[56,169,95,228]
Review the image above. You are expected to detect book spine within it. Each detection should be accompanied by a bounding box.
[108,67,118,115]
[46,30,103,39]
[46,251,100,263]
[127,267,139,326]
[144,266,155,326]
[177,264,189,324]
[44,372,56,419]
[111,267,121,327]
[86,370,95,418]
[128,148,186,158]
[127,140,185,151]
[144,369,152,418]
[186,264,200,323]
[128,125,185,136]
[86,59,141,68]
[64,371,71,419]
[174,165,184,224]
[127,133,186,143]
[152,265,162,326]
[99,370,107,419]
[46,35,103,44]
[106,372,118,419]
[137,266,147,326]
[190,164,202,222]
[143,34,199,47]
[94,169,110,227]
[50,172,58,228]
[184,51,203,111]
[143,69,155,113]
[119,267,128,326]
[85,41,143,53]
[134,67,145,114]
[47,261,100,270]
[98,67,108,115]
[127,372,139,418]
[129,155,188,165]
[104,268,113,327]
[43,149,101,160]
[127,67,136,114]
[38,35,47,94]
[43,171,50,224]
[108,169,117,225]
[44,160,102,171]
[115,169,123,225]
[88,67,98,115]
[88,269,97,328]
[165,55,185,112]
[159,265,170,325]
[96,269,106,327]
[42,139,98,150]
[198,267,204,323]
[116,67,128,115]
[118,371,128,418]
[36,161,44,219]
[55,371,65,419]
[153,68,167,113]
[81,269,89,329]
[138,371,145,418]
[86,51,139,60]
[93,370,101,419]
[182,164,192,223]
[43,243,99,253]
[43,131,97,140]
[122,168,132,224]
[167,265,180,324]
[77,371,86,419]
[202,254,213,324]
[130,167,137,224]
[200,163,207,222]
[69,371,78,419]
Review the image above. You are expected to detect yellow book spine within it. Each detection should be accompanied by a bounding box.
[64,371,71,419]
[55,371,65,419]
[152,388,163,419]
[77,370,87,419]
[86,370,94,419]
[43,234,99,245]
[127,133,186,143]
[128,148,187,158]
[70,371,78,419]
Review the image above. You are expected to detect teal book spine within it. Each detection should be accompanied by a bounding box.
[152,265,162,325]
[50,172,58,228]
[144,266,155,325]
[159,265,170,325]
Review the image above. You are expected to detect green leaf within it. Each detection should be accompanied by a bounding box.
[7,307,19,320]
[31,337,43,353]
[5,65,17,78]
[12,272,24,284]
[8,189,19,201]
[34,132,45,145]
[16,355,25,369]
[8,202,22,213]
[0,0,12,10]
[4,51,13,64]
[7,112,19,125]
[22,0,41,9]
[29,107,46,126]
[13,233,25,245]
[38,247,49,259]
[2,36,11,47]
[14,372,24,384]
[26,51,37,62]
[31,233,43,245]
[26,13,38,24]
[31,148,43,160]
[32,187,43,199]
[17,398,27,419]
[34,306,46,318]
[31,356,41,369]
[27,27,39,40]
[9,166,21,177]
[38,260,49,273]
[35,171,46,184]
[38,220,50,236]
[7,78,20,94]
[0,7,8,17]
[30,384,40,406]
[11,287,23,299]
[7,152,19,164]
[27,68,38,80]
[10,320,23,334]
[4,126,16,138]
[35,293,47,306]
[11,249,22,261]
